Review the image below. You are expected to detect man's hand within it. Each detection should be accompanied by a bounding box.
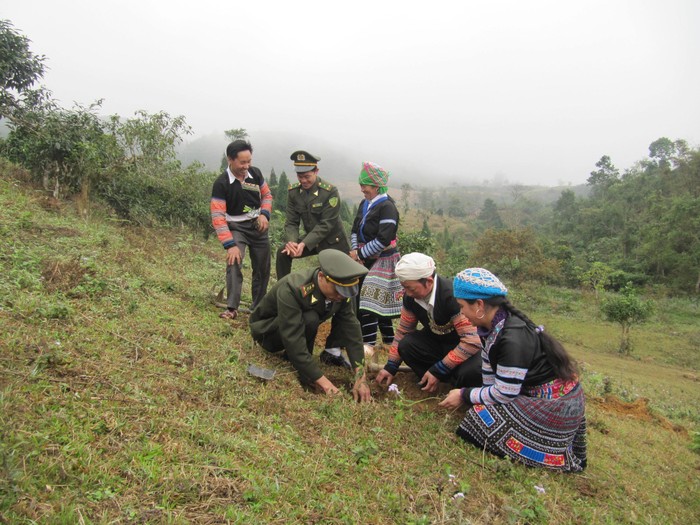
[226,246,242,266]
[418,371,440,393]
[294,242,306,257]
[352,377,372,403]
[315,375,340,396]
[349,249,360,262]
[256,215,269,233]
[374,369,395,387]
[281,241,298,256]
[438,388,465,410]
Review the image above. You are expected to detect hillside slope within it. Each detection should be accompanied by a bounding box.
[1,164,698,524]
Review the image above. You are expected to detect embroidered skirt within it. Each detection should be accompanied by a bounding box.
[456,383,587,471]
[359,251,403,318]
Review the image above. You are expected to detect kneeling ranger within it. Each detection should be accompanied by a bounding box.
[250,249,372,402]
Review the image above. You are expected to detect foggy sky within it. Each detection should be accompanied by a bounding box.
[3,0,699,186]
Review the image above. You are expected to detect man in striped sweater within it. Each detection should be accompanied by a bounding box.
[211,140,273,320]
[375,253,483,392]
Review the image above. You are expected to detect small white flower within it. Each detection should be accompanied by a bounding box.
[452,492,465,500]
[534,485,546,494]
[54,341,61,347]
[388,384,400,394]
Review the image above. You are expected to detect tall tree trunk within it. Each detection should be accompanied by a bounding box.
[77,176,90,217]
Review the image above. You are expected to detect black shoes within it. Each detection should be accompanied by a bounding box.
[320,350,351,368]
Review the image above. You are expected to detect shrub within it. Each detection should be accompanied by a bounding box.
[601,285,653,355]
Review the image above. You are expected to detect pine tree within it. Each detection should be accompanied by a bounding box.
[274,171,289,212]
[478,198,504,229]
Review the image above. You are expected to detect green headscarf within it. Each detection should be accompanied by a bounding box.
[358,161,390,194]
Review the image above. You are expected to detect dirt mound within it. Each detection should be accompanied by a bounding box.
[592,395,687,435]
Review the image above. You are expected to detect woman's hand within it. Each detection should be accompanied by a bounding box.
[438,388,465,410]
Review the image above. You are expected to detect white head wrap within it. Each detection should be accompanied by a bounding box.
[395,253,436,281]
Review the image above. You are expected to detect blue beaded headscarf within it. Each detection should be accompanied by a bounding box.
[453,268,508,300]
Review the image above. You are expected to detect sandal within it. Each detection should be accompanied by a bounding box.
[219,309,238,320]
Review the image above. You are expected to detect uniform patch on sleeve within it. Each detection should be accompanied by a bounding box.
[329,197,338,208]
[300,283,315,297]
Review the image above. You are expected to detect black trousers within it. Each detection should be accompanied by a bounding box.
[226,220,270,310]
[398,330,482,388]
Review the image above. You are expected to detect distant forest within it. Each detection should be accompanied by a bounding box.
[397,139,699,294]
[1,19,698,295]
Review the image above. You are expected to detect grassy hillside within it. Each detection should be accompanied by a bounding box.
[1,164,698,524]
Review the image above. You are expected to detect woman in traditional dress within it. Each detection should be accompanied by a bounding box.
[439,268,587,471]
[349,162,403,357]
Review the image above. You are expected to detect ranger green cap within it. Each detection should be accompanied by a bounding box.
[318,249,368,298]
[291,150,321,173]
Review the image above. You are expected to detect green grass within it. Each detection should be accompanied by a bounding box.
[1,166,699,524]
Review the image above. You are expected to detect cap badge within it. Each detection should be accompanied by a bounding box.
[297,154,305,161]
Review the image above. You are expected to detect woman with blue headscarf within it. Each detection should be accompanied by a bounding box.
[439,268,587,472]
[349,162,403,357]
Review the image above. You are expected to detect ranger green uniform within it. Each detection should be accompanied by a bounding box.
[250,250,368,383]
[275,150,351,279]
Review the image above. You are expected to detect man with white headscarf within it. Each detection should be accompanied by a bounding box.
[375,253,483,393]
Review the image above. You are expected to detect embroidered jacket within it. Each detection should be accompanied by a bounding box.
[468,315,557,405]
[350,195,399,260]
[385,276,482,378]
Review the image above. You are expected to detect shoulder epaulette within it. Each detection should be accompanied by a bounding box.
[318,181,333,191]
[288,182,301,190]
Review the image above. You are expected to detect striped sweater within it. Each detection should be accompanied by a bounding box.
[210,167,273,249]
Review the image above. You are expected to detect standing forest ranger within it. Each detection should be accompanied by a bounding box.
[211,140,273,320]
[276,150,350,281]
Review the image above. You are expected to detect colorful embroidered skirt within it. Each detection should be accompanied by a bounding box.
[359,251,403,318]
[456,383,587,471]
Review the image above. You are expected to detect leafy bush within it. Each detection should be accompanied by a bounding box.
[97,163,212,235]
[469,227,562,285]
[601,285,653,355]
[398,230,435,256]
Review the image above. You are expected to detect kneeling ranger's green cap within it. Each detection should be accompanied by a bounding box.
[318,249,368,298]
